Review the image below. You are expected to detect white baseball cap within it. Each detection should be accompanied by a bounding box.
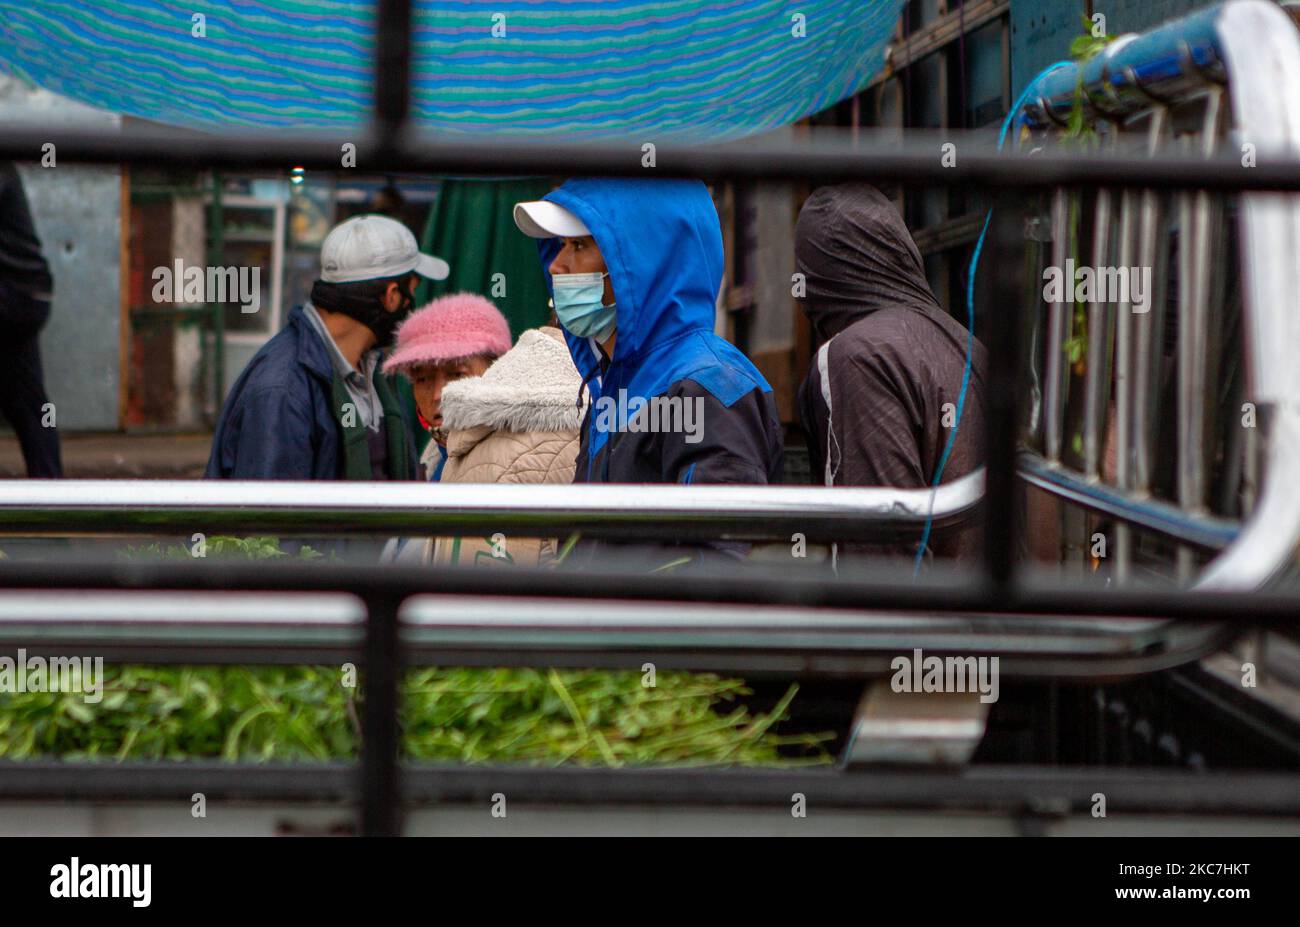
[320,214,450,283]
[513,200,591,238]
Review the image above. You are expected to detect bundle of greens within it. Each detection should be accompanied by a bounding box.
[0,536,832,767]
[0,665,829,766]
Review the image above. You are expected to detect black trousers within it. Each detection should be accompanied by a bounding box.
[0,280,62,478]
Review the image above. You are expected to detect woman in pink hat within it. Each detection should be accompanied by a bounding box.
[429,324,586,567]
[384,292,587,567]
[382,293,512,481]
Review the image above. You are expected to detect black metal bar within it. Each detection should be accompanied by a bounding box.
[0,559,1295,629]
[373,0,413,139]
[0,637,1235,680]
[0,600,1237,679]
[3,127,1300,192]
[2,761,1297,817]
[980,194,1025,591]
[360,593,402,837]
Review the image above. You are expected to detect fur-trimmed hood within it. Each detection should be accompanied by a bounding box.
[440,326,586,433]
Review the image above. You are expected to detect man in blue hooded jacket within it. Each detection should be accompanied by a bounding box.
[514,178,782,499]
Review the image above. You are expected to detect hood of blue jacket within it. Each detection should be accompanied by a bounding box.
[537,178,771,423]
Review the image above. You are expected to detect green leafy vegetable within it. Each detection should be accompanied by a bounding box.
[0,537,832,767]
[0,665,831,767]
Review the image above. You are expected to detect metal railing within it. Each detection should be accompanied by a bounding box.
[0,586,1236,677]
[1015,1,1300,591]
[0,470,984,542]
[1,0,1299,834]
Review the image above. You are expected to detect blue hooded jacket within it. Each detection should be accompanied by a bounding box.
[537,178,783,488]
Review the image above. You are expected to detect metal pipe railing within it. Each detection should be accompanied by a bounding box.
[1112,187,1138,581]
[0,589,1234,678]
[1081,136,1116,481]
[1017,452,1240,551]
[3,126,1300,192]
[0,472,984,541]
[1012,0,1300,594]
[1025,4,1226,126]
[1176,90,1227,581]
[1131,110,1170,498]
[2,0,1294,837]
[0,558,1294,629]
[1043,189,1069,463]
[365,0,414,838]
[5,762,1297,818]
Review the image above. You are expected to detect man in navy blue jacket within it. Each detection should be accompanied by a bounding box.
[205,215,448,481]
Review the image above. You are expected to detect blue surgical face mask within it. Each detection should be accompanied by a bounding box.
[552,272,616,343]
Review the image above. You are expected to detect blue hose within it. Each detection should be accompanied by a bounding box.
[912,60,1073,576]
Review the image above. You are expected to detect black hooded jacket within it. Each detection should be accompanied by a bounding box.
[794,184,987,559]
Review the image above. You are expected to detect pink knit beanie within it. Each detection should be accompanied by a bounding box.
[382,292,512,374]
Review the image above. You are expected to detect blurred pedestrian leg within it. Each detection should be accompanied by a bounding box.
[0,162,61,479]
[0,307,62,478]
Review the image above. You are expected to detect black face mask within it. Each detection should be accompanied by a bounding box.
[311,279,415,348]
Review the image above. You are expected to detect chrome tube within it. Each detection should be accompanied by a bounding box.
[1017,451,1238,551]
[1177,90,1225,580]
[1175,143,1196,582]
[1113,188,1138,581]
[0,473,985,542]
[0,590,1232,679]
[1132,107,1170,493]
[1045,188,1070,463]
[1083,175,1115,480]
[1196,1,1300,588]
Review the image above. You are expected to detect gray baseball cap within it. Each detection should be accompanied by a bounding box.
[321,214,450,283]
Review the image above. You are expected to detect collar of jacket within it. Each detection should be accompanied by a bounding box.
[444,423,494,458]
[441,327,587,434]
[420,438,448,481]
[294,305,411,482]
[288,304,337,385]
[328,366,412,481]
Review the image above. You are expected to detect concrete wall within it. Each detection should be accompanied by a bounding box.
[171,196,207,428]
[0,77,122,432]
[750,184,798,359]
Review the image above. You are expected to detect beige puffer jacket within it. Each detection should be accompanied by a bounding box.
[432,327,585,567]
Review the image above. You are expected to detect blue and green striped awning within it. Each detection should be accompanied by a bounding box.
[0,1,903,141]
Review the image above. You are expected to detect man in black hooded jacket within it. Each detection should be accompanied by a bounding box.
[795,184,987,561]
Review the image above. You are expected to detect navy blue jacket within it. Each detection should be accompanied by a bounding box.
[204,305,417,480]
